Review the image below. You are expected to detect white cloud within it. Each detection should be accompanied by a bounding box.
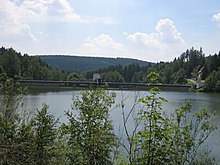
[0,19,38,41]
[126,19,185,61]
[156,19,184,43]
[127,32,166,49]
[0,0,118,42]
[20,0,82,22]
[82,19,186,62]
[84,34,135,58]
[0,0,39,41]
[213,12,220,26]
[127,19,184,48]
[1,0,118,23]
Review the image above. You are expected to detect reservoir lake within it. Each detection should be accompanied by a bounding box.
[22,89,220,161]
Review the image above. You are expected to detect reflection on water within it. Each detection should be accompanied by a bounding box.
[22,89,220,161]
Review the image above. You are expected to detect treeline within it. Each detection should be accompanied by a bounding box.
[1,46,220,91]
[155,47,220,84]
[0,47,66,80]
[86,47,220,91]
[86,63,150,82]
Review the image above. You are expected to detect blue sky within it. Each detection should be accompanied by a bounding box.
[1,0,220,62]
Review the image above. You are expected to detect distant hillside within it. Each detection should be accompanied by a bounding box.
[39,55,150,73]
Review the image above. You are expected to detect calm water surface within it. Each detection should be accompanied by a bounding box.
[23,89,220,161]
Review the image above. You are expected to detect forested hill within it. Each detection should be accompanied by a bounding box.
[39,55,150,72]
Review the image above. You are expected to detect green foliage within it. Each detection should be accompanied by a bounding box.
[0,72,218,164]
[101,71,125,82]
[204,68,220,92]
[0,47,66,80]
[48,126,70,164]
[86,47,220,86]
[0,78,27,120]
[87,63,149,83]
[131,86,172,164]
[1,48,20,78]
[67,71,85,81]
[0,78,31,164]
[2,46,220,90]
[119,72,217,164]
[0,78,59,164]
[31,104,57,165]
[1,79,119,164]
[132,71,145,83]
[174,68,187,84]
[65,89,117,165]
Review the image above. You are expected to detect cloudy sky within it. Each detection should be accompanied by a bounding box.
[1,0,220,62]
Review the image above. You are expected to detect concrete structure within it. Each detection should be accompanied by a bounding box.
[18,80,191,91]
[93,73,102,82]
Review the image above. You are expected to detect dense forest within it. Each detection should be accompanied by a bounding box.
[39,55,149,73]
[0,47,66,80]
[87,47,220,91]
[1,46,220,91]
